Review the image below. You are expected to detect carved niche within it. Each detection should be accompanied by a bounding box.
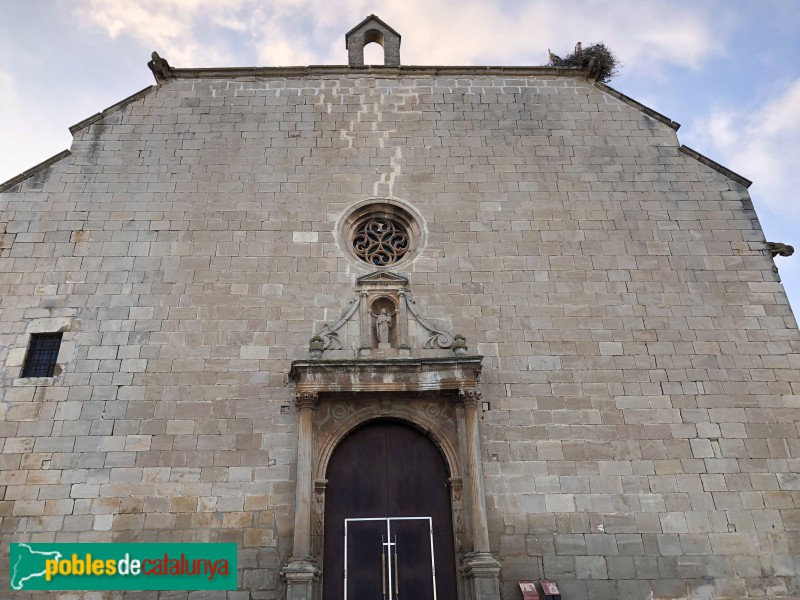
[307,271,468,359]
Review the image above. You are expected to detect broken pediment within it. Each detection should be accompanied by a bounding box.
[307,271,468,360]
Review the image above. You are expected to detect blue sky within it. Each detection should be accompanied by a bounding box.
[2,0,800,314]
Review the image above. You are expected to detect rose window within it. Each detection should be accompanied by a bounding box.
[337,199,423,268]
[352,217,409,266]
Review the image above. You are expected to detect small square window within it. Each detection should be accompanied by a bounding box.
[21,332,63,378]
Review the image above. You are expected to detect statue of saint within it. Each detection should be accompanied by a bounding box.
[375,309,392,345]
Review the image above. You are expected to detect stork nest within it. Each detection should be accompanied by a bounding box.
[548,43,619,83]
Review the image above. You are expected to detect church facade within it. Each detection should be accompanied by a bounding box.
[2,16,800,600]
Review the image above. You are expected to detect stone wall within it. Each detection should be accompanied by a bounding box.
[1,70,799,599]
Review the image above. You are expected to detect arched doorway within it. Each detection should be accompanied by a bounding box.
[322,420,458,600]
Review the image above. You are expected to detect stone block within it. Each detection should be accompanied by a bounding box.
[554,533,586,555]
[575,555,608,579]
[708,533,753,555]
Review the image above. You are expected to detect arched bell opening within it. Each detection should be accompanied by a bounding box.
[362,29,386,65]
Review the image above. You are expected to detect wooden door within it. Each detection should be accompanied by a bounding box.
[323,420,457,600]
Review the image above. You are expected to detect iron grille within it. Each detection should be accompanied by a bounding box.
[21,332,63,378]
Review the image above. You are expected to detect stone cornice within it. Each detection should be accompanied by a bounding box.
[165,65,586,80]
[679,145,752,188]
[594,82,681,131]
[289,356,483,394]
[69,86,156,135]
[1,86,156,194]
[0,150,71,193]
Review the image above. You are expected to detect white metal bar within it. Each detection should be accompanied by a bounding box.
[428,517,437,600]
[343,516,437,600]
[386,519,393,600]
[343,520,348,600]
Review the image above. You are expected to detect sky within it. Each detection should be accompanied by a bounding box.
[2,0,800,315]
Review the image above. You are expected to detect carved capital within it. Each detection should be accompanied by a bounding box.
[458,388,482,407]
[294,391,320,410]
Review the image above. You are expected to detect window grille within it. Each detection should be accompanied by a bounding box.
[21,332,63,378]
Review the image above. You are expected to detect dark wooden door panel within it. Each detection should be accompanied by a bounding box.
[345,520,384,600]
[386,423,450,516]
[393,519,435,600]
[323,420,457,600]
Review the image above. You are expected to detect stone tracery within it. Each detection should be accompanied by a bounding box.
[352,217,409,266]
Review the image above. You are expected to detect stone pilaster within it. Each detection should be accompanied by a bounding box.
[459,388,501,600]
[282,391,320,600]
[358,290,371,355]
[397,289,410,352]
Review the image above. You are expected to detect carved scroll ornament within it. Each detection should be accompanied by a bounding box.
[306,271,468,359]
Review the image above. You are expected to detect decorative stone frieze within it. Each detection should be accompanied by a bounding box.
[290,356,483,394]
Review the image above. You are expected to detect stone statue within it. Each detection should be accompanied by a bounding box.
[767,242,795,258]
[147,51,172,82]
[375,309,392,345]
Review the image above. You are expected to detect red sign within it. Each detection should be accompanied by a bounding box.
[518,580,540,599]
[540,580,560,595]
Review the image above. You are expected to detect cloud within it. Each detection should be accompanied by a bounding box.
[72,0,728,73]
[0,71,73,184]
[685,79,800,217]
[73,0,247,66]
[384,0,727,71]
